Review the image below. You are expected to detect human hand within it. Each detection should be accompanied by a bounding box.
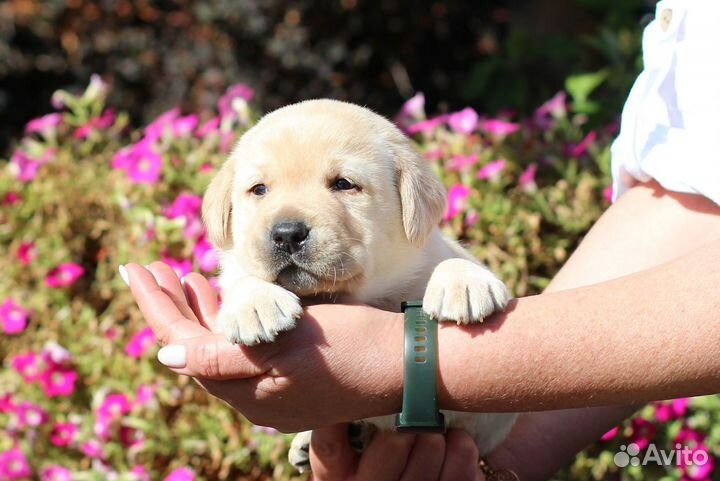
[124,261,404,432]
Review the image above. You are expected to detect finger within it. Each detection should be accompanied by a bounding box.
[124,263,207,346]
[145,261,200,324]
[355,431,416,481]
[399,434,445,481]
[309,424,359,481]
[158,335,269,379]
[439,429,481,481]
[183,272,220,332]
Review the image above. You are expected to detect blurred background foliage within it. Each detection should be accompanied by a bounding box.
[0,0,653,154]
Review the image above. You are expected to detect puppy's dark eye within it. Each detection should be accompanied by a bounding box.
[250,184,267,196]
[333,178,357,191]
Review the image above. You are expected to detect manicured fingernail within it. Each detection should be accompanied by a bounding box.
[158,345,186,368]
[118,265,129,286]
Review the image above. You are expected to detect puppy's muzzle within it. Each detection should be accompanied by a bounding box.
[271,220,310,254]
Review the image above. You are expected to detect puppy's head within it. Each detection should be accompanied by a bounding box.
[202,99,446,296]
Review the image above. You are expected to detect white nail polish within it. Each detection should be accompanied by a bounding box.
[118,265,129,286]
[158,345,187,368]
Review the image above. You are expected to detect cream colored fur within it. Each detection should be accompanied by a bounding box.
[202,99,517,459]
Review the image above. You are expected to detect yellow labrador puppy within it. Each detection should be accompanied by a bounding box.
[202,99,516,470]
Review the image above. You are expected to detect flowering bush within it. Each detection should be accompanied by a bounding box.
[1,78,718,481]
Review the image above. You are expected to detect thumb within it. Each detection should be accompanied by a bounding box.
[157,334,270,380]
[310,424,359,481]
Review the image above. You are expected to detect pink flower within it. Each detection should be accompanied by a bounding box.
[164,193,202,220]
[0,447,32,480]
[423,148,445,161]
[184,217,205,240]
[407,115,448,135]
[444,184,471,221]
[125,327,157,359]
[74,109,116,139]
[480,119,521,137]
[173,115,199,137]
[14,401,48,428]
[569,130,597,157]
[196,117,220,138]
[46,263,84,288]
[40,368,78,397]
[448,107,479,135]
[131,465,151,481]
[628,418,657,451]
[600,426,620,441]
[534,91,567,129]
[41,466,72,481]
[79,440,104,459]
[193,237,219,272]
[163,257,193,278]
[10,352,44,382]
[16,242,37,265]
[97,393,132,420]
[4,192,21,205]
[654,398,690,422]
[10,151,41,182]
[603,185,613,203]
[120,427,144,448]
[145,108,181,141]
[127,142,163,184]
[0,394,15,413]
[50,422,79,447]
[25,113,62,136]
[163,467,196,481]
[677,440,714,480]
[83,74,108,102]
[519,164,538,190]
[676,427,705,447]
[401,93,425,119]
[42,342,73,367]
[447,154,479,172]
[0,298,30,335]
[135,385,157,407]
[477,159,507,181]
[219,84,254,119]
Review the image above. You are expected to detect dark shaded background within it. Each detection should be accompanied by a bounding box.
[0,0,654,154]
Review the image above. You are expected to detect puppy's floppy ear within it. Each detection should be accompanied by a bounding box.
[388,130,447,246]
[202,158,235,250]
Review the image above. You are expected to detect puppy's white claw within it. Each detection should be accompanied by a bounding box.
[219,282,303,345]
[423,258,511,324]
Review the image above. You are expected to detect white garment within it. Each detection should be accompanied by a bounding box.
[611,0,720,205]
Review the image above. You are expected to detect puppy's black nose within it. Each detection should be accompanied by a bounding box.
[271,220,310,254]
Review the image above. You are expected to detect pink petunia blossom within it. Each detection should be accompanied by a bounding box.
[14,401,49,428]
[79,440,105,459]
[603,185,613,203]
[16,241,37,265]
[447,107,479,135]
[46,263,84,288]
[423,148,445,161]
[444,184,471,221]
[480,119,521,137]
[172,115,199,137]
[164,193,202,220]
[219,84,255,120]
[74,109,116,139]
[10,151,41,182]
[401,92,425,119]
[678,443,714,480]
[97,393,132,420]
[4,192,21,205]
[120,427,145,448]
[125,327,157,359]
[407,115,448,135]
[193,237,219,272]
[196,117,221,138]
[676,427,705,447]
[654,398,690,422]
[131,465,151,481]
[0,298,30,335]
[42,342,73,367]
[600,426,620,441]
[40,465,72,481]
[163,467,196,481]
[0,447,32,480]
[145,108,181,141]
[126,142,163,184]
[184,217,205,240]
[25,113,63,136]
[534,91,567,130]
[477,159,507,181]
[0,393,15,413]
[519,163,538,191]
[93,417,112,441]
[83,74,108,102]
[10,352,44,382]
[628,418,657,451]
[447,154,479,172]
[568,130,598,157]
[135,384,157,407]
[50,422,79,447]
[40,368,78,397]
[163,257,193,278]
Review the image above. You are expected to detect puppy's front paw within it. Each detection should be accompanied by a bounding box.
[288,430,313,473]
[219,281,303,345]
[423,258,511,324]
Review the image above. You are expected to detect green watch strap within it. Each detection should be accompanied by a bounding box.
[395,300,446,433]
